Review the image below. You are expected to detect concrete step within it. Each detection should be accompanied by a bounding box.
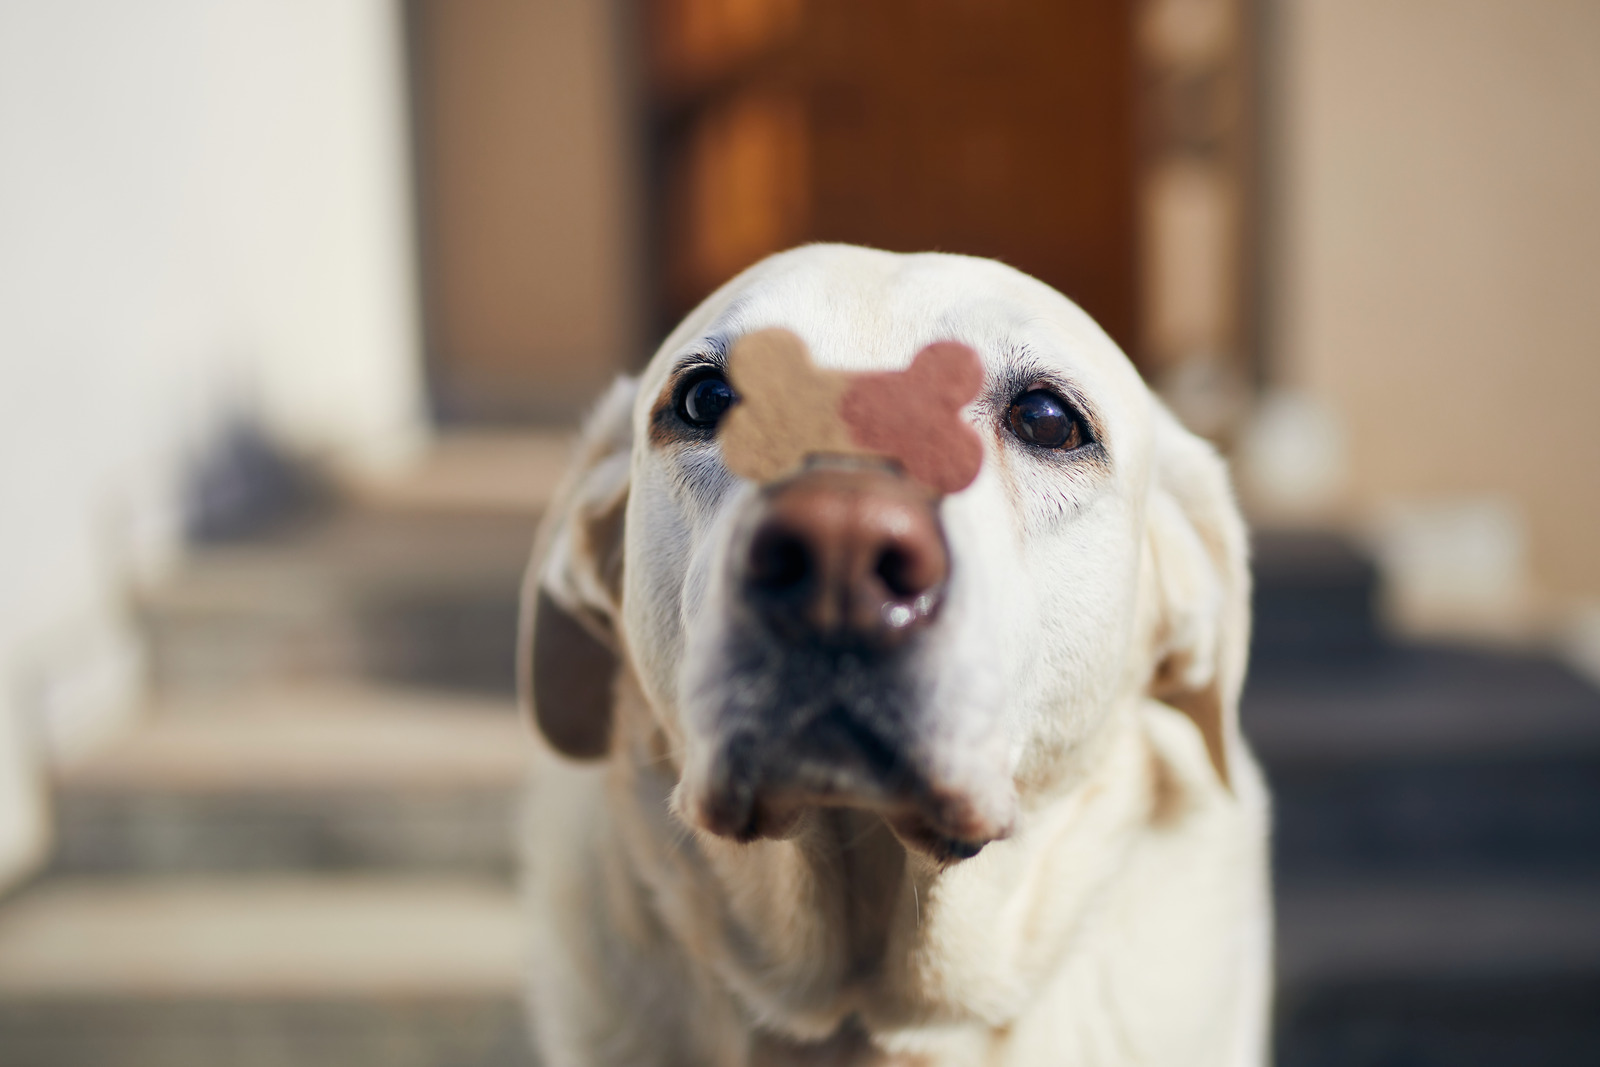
[348,429,572,516]
[49,684,530,877]
[0,876,532,1067]
[1276,876,1600,1066]
[1277,876,1600,991]
[1267,746,1600,881]
[1243,645,1600,764]
[1250,530,1384,663]
[6,874,1592,1067]
[1243,645,1600,880]
[140,507,540,695]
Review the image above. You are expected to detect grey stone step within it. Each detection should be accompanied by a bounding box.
[1277,876,1600,993]
[50,685,531,877]
[1250,530,1384,662]
[1266,746,1600,881]
[0,999,531,1067]
[6,875,1593,1067]
[0,876,532,1067]
[1276,877,1600,1066]
[1243,645,1600,765]
[1243,645,1600,879]
[348,429,572,516]
[140,509,540,694]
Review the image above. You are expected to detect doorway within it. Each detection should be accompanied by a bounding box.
[408,0,1255,420]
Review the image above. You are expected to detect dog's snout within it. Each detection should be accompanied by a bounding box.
[744,465,948,646]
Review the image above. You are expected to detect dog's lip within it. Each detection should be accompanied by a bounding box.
[887,810,1006,863]
[685,699,1014,860]
[689,759,1013,861]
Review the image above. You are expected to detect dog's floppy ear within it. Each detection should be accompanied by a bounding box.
[517,377,637,760]
[1142,404,1251,789]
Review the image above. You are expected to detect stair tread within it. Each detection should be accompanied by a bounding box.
[58,684,530,794]
[1277,877,1600,991]
[138,509,536,691]
[12,876,1594,1001]
[0,877,522,998]
[351,430,573,515]
[1243,646,1600,762]
[142,510,538,608]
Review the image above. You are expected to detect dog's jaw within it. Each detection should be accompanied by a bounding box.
[674,745,1019,865]
[671,605,1019,863]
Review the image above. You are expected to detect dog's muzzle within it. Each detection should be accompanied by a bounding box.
[687,460,1011,861]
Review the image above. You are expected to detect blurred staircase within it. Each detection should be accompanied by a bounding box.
[0,433,567,1067]
[4,431,1598,1066]
[1247,532,1600,1067]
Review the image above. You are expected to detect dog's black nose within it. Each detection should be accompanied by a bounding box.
[743,463,948,647]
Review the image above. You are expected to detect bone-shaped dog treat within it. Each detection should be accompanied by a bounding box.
[719,328,984,494]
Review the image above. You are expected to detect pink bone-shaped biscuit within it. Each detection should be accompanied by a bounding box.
[838,342,985,494]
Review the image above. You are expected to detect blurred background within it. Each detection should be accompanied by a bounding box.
[1,1,1597,1064]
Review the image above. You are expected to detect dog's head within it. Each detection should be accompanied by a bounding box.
[520,245,1248,863]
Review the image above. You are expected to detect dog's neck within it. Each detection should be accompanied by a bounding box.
[605,666,1161,1047]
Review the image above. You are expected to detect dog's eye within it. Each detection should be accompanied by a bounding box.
[678,372,737,428]
[1006,389,1084,450]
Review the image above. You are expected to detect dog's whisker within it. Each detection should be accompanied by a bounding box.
[843,819,884,850]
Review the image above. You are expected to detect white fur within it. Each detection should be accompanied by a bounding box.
[521,245,1270,1066]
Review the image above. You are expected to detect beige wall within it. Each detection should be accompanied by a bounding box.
[413,0,641,421]
[1275,0,1600,612]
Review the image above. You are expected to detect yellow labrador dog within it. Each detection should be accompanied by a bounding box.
[518,245,1270,1066]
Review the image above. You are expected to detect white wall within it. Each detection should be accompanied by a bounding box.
[1270,0,1600,635]
[0,1,425,887]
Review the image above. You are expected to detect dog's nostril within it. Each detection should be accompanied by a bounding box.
[745,468,948,644]
[875,547,919,598]
[749,529,811,592]
[874,542,942,600]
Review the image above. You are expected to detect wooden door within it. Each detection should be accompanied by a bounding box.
[649,0,1141,359]
[405,0,1253,419]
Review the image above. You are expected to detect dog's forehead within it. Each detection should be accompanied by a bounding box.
[639,246,1148,423]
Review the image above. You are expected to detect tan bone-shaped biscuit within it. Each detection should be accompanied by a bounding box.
[719,328,984,494]
[719,329,857,483]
